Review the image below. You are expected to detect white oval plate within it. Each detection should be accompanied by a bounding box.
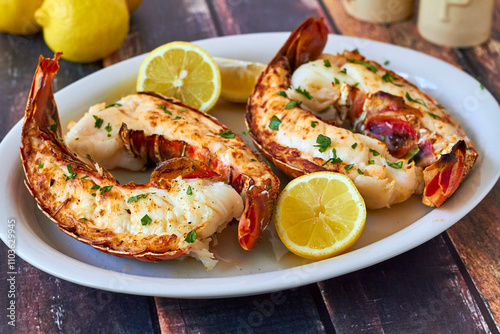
[1,33,499,298]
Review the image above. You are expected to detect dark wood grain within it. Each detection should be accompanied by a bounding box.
[319,235,492,333]
[0,0,499,333]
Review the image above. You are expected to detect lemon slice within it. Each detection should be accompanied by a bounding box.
[214,57,266,103]
[274,172,366,260]
[137,41,221,112]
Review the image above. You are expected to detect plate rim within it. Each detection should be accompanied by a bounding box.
[1,32,499,298]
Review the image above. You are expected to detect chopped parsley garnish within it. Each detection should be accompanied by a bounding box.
[65,164,77,181]
[86,154,91,159]
[184,230,196,243]
[323,59,331,68]
[141,214,152,226]
[251,158,257,162]
[49,124,58,133]
[295,86,313,100]
[476,77,485,90]
[368,160,375,165]
[80,175,89,179]
[351,142,358,149]
[386,160,403,169]
[428,112,441,119]
[127,193,150,203]
[334,77,340,85]
[314,134,331,153]
[278,91,287,97]
[91,193,96,197]
[369,149,380,156]
[79,218,88,221]
[380,135,386,142]
[344,163,354,171]
[242,128,252,135]
[381,71,403,87]
[91,184,101,190]
[100,185,113,194]
[219,130,235,139]
[172,116,181,120]
[405,92,427,108]
[75,138,79,140]
[347,59,378,73]
[311,121,319,128]
[93,115,104,129]
[322,148,343,166]
[159,105,166,111]
[105,103,122,109]
[340,68,347,74]
[384,60,390,65]
[357,168,364,175]
[38,163,44,169]
[353,82,360,87]
[269,115,282,130]
[105,123,112,133]
[285,100,302,109]
[186,185,193,195]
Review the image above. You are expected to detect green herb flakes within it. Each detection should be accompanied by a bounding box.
[344,163,354,171]
[334,77,340,85]
[184,230,196,243]
[381,71,403,87]
[369,149,380,156]
[386,160,403,169]
[323,59,331,68]
[100,185,113,194]
[219,130,235,139]
[91,184,101,190]
[314,134,331,153]
[65,164,77,181]
[357,168,364,175]
[295,86,313,100]
[93,115,104,129]
[269,115,282,130]
[427,112,441,119]
[405,92,427,108]
[347,59,378,73]
[285,100,302,109]
[49,124,58,134]
[322,148,343,166]
[141,214,152,226]
[351,142,358,149]
[186,185,193,195]
[311,121,319,128]
[38,163,44,169]
[105,103,122,109]
[278,91,287,97]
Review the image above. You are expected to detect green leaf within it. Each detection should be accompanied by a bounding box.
[105,123,112,133]
[269,115,282,130]
[219,130,235,139]
[314,134,331,153]
[323,59,331,68]
[405,92,428,108]
[127,193,150,203]
[49,124,58,134]
[386,160,403,169]
[427,112,441,119]
[357,168,364,175]
[322,148,343,166]
[334,77,340,85]
[186,185,193,195]
[351,142,358,149]
[381,71,403,87]
[105,103,122,109]
[344,163,354,171]
[285,100,302,109]
[369,148,380,156]
[141,214,152,226]
[91,184,101,190]
[100,185,113,194]
[278,91,287,97]
[184,230,196,243]
[295,86,313,100]
[347,59,378,73]
[38,163,44,169]
[311,121,319,128]
[93,115,104,129]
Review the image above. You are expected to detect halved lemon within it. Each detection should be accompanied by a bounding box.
[214,57,266,103]
[274,172,366,260]
[137,41,221,112]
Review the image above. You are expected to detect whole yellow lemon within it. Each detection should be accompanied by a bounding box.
[35,0,130,63]
[0,0,43,35]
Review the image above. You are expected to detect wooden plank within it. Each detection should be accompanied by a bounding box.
[0,243,156,334]
[211,0,335,35]
[447,180,500,329]
[321,0,464,67]
[104,0,217,67]
[155,285,329,334]
[318,235,493,333]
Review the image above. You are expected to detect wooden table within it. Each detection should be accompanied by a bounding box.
[1,1,499,333]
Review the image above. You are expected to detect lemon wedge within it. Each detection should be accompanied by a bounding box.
[137,41,221,112]
[274,172,366,260]
[214,57,266,103]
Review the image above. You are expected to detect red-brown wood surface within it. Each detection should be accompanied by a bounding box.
[0,0,498,333]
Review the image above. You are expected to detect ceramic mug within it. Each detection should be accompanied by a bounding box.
[418,0,494,47]
[341,0,415,23]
